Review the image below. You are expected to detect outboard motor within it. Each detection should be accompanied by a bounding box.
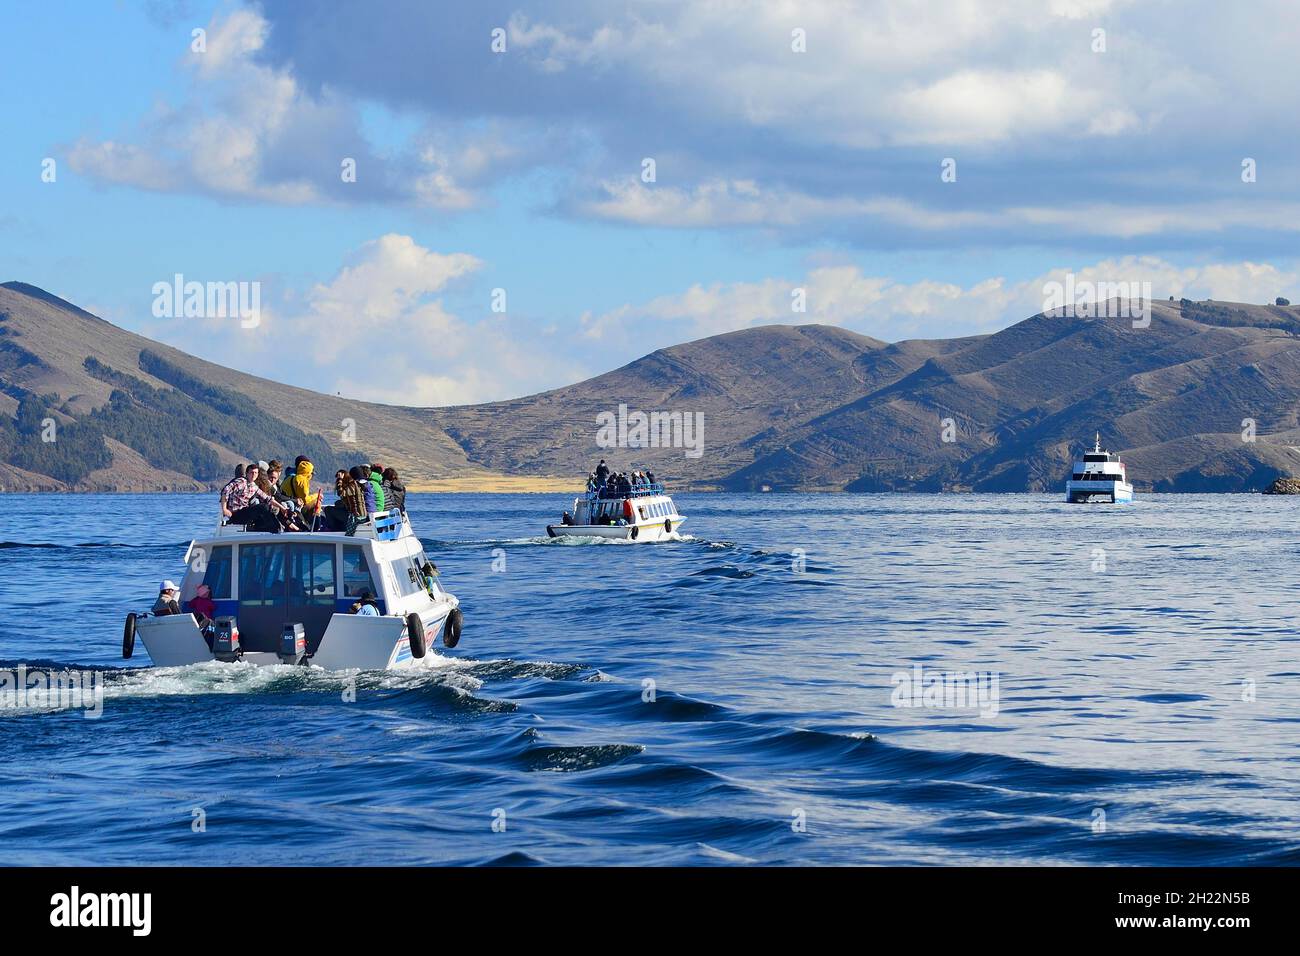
[278,622,307,665]
[213,617,242,662]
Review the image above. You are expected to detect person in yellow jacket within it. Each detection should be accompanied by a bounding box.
[280,456,321,518]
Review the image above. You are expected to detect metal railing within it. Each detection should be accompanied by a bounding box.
[587,481,666,500]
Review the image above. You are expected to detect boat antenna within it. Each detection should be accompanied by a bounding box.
[1094,432,1101,453]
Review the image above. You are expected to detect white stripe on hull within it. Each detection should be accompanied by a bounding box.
[547,517,685,541]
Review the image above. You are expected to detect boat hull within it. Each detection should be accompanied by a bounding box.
[133,601,457,670]
[546,517,685,542]
[1065,480,1134,503]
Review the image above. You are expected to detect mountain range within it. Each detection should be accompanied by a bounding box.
[3,279,1300,493]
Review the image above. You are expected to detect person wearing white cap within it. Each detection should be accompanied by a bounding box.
[152,580,181,616]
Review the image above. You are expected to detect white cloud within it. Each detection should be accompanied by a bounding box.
[66,9,492,209]
[583,257,1300,345]
[140,233,590,405]
[576,177,1300,237]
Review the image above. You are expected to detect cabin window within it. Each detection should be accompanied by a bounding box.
[341,546,377,598]
[288,544,336,606]
[388,554,425,597]
[201,545,233,599]
[239,544,286,607]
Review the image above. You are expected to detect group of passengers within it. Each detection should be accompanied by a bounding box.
[586,459,656,498]
[218,456,407,536]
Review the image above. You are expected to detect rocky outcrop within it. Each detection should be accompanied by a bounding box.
[1264,477,1300,494]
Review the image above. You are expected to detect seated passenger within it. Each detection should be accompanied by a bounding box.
[190,582,217,625]
[280,457,321,523]
[152,580,181,616]
[220,464,287,533]
[368,464,387,512]
[381,467,406,513]
[350,589,380,615]
[350,465,377,514]
[324,469,369,533]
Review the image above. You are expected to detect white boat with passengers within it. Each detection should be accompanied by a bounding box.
[547,481,686,541]
[122,510,463,669]
[1065,433,1135,503]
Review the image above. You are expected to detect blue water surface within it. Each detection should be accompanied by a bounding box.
[1,492,1298,865]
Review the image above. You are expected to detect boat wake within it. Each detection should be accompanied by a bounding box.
[421,532,700,549]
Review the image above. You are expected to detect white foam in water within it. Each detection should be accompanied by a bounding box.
[97,653,485,703]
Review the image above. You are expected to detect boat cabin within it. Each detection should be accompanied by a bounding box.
[177,511,442,657]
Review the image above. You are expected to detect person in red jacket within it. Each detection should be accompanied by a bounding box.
[190,583,217,625]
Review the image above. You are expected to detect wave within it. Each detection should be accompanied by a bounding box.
[422,532,700,549]
[0,540,190,551]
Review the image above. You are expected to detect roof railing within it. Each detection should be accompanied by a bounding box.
[587,481,666,500]
[213,509,408,539]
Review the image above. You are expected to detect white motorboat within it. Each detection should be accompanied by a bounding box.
[122,510,462,669]
[547,482,686,541]
[1065,434,1134,503]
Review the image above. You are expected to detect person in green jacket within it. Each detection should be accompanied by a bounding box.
[368,463,386,511]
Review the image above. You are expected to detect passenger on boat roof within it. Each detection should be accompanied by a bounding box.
[322,469,367,533]
[219,463,289,533]
[152,580,181,616]
[256,459,303,532]
[350,589,380,615]
[370,464,388,511]
[352,465,378,515]
[279,456,321,525]
[595,459,610,485]
[381,467,406,513]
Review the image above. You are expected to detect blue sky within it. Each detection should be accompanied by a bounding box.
[3,0,1299,405]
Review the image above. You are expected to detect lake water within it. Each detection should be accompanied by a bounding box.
[1,492,1297,865]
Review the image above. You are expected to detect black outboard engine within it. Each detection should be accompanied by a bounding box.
[278,622,307,665]
[213,617,242,662]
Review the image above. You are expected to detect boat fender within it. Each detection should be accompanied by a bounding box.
[406,612,427,659]
[122,612,137,659]
[630,525,640,540]
[443,606,463,648]
[664,518,673,534]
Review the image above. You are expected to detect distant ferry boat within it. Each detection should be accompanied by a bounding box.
[547,481,685,541]
[1065,434,1134,503]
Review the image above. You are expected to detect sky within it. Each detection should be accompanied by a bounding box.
[2,0,1299,406]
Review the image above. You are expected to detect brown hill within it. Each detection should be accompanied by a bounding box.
[3,281,1300,492]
